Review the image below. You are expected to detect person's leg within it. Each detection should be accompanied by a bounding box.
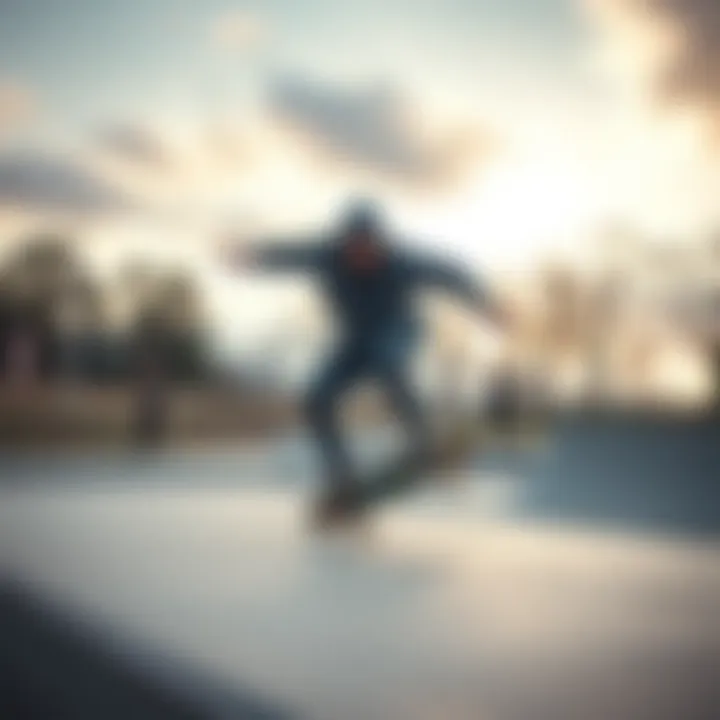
[372,331,429,458]
[304,344,364,486]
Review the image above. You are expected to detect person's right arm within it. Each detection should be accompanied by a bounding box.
[224,236,326,273]
[252,242,325,271]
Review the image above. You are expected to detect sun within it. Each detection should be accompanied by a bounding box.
[416,153,600,270]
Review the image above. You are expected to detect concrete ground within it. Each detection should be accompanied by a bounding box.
[1,446,719,720]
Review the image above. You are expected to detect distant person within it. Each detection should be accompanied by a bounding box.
[225,199,505,521]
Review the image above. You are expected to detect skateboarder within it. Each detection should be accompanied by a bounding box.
[226,200,505,522]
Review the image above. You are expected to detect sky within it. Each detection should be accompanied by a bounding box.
[1,0,719,278]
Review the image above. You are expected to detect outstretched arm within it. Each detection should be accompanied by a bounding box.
[410,253,506,328]
[223,236,325,274]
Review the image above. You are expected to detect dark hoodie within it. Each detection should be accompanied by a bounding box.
[254,201,488,342]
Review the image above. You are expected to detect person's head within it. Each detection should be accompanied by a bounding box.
[337,199,388,273]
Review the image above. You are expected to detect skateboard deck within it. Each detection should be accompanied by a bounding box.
[317,422,483,528]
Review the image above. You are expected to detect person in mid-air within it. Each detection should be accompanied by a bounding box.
[226,199,505,521]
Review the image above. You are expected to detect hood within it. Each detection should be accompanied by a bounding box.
[334,198,389,248]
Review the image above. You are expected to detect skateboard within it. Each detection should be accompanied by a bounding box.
[314,422,483,529]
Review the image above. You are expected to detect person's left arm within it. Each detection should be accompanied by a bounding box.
[409,252,506,328]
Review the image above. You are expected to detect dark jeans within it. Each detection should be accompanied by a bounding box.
[304,330,426,485]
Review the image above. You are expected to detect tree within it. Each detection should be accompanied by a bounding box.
[130,269,208,381]
[0,232,90,380]
[538,264,587,358]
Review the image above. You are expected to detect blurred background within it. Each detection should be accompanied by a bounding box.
[1,1,719,719]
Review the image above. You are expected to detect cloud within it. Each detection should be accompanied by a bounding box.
[87,77,497,209]
[267,76,497,192]
[210,11,267,52]
[0,149,135,214]
[585,0,720,143]
[92,119,262,205]
[98,124,173,168]
[0,80,35,136]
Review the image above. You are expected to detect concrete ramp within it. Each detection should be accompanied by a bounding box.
[2,467,719,720]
